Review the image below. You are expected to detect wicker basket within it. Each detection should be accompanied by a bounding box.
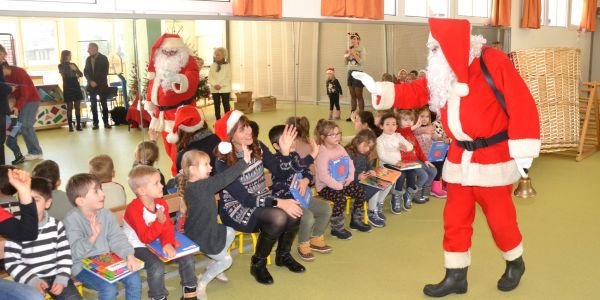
[510,48,580,152]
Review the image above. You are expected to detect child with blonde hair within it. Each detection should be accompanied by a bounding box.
[133,140,166,192]
[88,154,127,208]
[314,119,371,240]
[325,67,342,120]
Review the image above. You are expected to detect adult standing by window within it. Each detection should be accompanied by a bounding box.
[208,47,231,120]
[58,50,84,132]
[344,32,366,122]
[3,63,43,161]
[83,42,110,130]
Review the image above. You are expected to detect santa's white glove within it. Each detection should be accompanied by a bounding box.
[352,72,382,95]
[164,72,180,83]
[514,157,533,178]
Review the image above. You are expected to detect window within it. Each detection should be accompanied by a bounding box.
[544,0,568,27]
[0,20,19,65]
[570,0,583,26]
[21,20,58,66]
[457,0,492,17]
[384,0,396,16]
[405,0,448,18]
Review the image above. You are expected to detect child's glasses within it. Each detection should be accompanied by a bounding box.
[327,131,343,137]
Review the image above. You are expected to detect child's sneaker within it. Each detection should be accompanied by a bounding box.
[391,194,402,214]
[309,235,332,253]
[367,210,385,228]
[431,180,447,198]
[182,285,198,300]
[297,242,315,261]
[11,153,24,165]
[331,228,353,240]
[376,202,386,220]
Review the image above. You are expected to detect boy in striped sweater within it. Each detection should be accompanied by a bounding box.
[4,177,82,300]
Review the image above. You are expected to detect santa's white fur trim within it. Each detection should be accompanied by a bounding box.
[161,37,186,50]
[444,251,471,268]
[218,142,232,154]
[172,74,189,94]
[226,110,244,134]
[149,117,159,131]
[453,82,469,97]
[163,119,174,133]
[442,156,521,187]
[502,243,524,261]
[166,132,179,144]
[509,139,541,158]
[446,93,472,142]
[147,72,155,80]
[143,100,155,113]
[150,79,160,106]
[179,120,205,133]
[371,81,395,110]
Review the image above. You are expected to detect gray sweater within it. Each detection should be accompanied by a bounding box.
[63,207,134,276]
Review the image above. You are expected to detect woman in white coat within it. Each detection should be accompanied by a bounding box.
[208,47,232,120]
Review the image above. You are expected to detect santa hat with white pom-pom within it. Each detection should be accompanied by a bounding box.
[213,110,244,154]
[428,18,471,97]
[166,105,205,144]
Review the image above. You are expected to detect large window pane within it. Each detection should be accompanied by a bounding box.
[384,0,396,16]
[547,0,567,27]
[429,0,449,18]
[0,21,19,65]
[473,0,491,17]
[21,20,58,66]
[458,0,473,16]
[570,0,583,26]
[405,0,427,17]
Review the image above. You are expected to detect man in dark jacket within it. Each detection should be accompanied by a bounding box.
[83,42,110,129]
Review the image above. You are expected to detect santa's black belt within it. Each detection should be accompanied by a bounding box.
[455,131,508,151]
[158,98,194,111]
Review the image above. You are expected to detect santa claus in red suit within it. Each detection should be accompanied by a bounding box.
[353,18,540,297]
[145,33,200,175]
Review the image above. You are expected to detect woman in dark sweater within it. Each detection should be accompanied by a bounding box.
[0,168,43,300]
[180,148,251,300]
[58,50,84,132]
[213,110,304,285]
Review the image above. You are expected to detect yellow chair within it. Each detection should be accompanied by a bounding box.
[230,232,271,265]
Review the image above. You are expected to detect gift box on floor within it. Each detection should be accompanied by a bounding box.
[235,100,254,114]
[235,91,253,103]
[254,96,277,112]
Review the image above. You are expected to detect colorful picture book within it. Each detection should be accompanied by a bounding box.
[146,231,200,262]
[383,162,422,172]
[81,252,144,284]
[289,173,312,209]
[329,156,350,182]
[359,167,402,190]
[428,141,449,162]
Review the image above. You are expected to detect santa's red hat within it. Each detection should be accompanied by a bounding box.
[326,67,335,74]
[166,105,205,144]
[147,33,186,80]
[213,110,244,154]
[428,18,471,97]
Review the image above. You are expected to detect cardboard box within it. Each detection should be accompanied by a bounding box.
[234,100,254,114]
[235,91,253,103]
[254,96,277,112]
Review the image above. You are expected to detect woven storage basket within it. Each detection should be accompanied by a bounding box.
[510,48,580,152]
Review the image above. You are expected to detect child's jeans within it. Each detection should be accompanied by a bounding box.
[298,197,332,243]
[134,247,197,299]
[6,135,21,156]
[0,278,44,300]
[199,226,236,286]
[76,268,142,300]
[394,161,437,192]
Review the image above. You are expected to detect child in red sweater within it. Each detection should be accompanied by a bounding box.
[123,165,197,300]
[396,110,437,206]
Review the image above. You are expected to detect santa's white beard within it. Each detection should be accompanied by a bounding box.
[426,50,455,114]
[154,48,190,91]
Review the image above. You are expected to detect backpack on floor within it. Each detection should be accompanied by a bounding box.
[110,106,128,125]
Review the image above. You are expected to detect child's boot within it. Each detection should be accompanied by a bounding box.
[349,206,372,232]
[402,188,417,211]
[309,235,332,253]
[376,202,386,220]
[335,110,341,120]
[431,180,447,198]
[297,241,315,261]
[180,285,197,300]
[330,215,352,240]
[11,153,25,165]
[391,191,403,215]
[367,210,385,228]
[328,110,333,120]
[414,186,428,204]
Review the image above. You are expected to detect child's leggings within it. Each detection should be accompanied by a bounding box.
[199,226,235,286]
[328,94,340,111]
[318,182,365,217]
[368,185,393,211]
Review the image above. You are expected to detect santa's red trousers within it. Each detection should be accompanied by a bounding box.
[161,131,179,176]
[443,183,522,253]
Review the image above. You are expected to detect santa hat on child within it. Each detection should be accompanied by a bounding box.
[147,33,186,80]
[428,18,471,97]
[326,67,335,74]
[213,110,245,154]
[166,105,205,144]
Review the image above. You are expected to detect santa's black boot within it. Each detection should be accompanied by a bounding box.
[250,232,278,285]
[497,256,525,291]
[423,268,468,297]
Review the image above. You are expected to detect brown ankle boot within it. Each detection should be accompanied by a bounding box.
[309,235,332,253]
[297,242,315,261]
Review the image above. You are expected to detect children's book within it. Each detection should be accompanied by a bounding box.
[329,156,350,182]
[359,167,402,190]
[81,252,144,284]
[428,141,449,162]
[146,231,200,262]
[383,162,422,172]
[289,173,312,209]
